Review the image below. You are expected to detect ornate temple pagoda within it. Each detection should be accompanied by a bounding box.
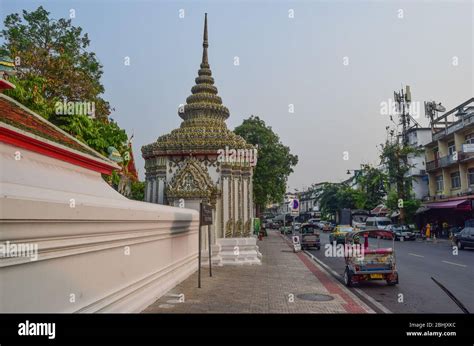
[142,14,261,265]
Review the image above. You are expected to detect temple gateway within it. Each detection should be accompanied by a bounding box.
[142,14,261,265]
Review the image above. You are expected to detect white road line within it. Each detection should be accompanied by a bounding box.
[304,250,392,314]
[408,253,424,258]
[441,260,467,268]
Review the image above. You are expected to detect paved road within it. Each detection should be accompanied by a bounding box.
[299,231,473,313]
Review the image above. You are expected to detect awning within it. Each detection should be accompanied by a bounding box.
[371,204,388,215]
[427,199,467,208]
[424,199,470,210]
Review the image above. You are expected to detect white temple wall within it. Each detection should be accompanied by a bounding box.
[0,142,199,313]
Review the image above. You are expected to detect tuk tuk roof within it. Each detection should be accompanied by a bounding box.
[346,229,394,239]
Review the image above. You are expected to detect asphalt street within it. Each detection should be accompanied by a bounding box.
[299,231,474,313]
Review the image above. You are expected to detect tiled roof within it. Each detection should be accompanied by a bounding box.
[0,94,117,167]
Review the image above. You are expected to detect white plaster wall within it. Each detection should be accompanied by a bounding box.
[0,142,199,313]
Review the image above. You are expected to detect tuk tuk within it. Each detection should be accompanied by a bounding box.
[343,229,398,287]
[300,223,321,250]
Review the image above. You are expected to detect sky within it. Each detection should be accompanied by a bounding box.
[1,0,473,191]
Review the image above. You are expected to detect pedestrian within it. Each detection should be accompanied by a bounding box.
[425,223,431,239]
[442,221,449,238]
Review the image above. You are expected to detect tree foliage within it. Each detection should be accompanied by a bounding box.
[315,165,387,219]
[1,6,110,119]
[385,189,421,223]
[354,164,387,210]
[380,135,423,223]
[1,6,143,198]
[316,183,355,219]
[1,6,129,159]
[234,116,298,214]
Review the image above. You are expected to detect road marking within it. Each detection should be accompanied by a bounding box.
[441,260,467,268]
[304,250,392,314]
[408,253,424,258]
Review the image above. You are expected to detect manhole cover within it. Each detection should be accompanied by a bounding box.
[296,293,334,302]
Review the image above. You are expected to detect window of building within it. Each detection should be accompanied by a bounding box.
[451,171,461,189]
[433,147,439,159]
[468,169,474,186]
[448,141,456,156]
[435,175,443,192]
[466,133,474,144]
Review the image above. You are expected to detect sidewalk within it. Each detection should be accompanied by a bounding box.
[142,230,374,313]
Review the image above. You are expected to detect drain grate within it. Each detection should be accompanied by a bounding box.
[296,293,334,302]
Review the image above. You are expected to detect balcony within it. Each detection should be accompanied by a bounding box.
[426,153,458,172]
[459,146,474,162]
[432,112,474,141]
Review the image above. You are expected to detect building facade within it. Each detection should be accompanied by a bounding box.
[406,127,431,200]
[418,98,474,229]
[425,98,474,199]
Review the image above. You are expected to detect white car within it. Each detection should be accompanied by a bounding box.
[293,223,302,231]
[365,217,392,231]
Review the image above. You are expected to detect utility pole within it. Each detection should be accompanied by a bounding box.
[393,85,412,225]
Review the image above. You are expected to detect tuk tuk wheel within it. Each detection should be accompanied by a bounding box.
[387,273,399,286]
[344,267,353,287]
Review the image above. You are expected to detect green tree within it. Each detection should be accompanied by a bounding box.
[1,6,110,119]
[380,133,423,224]
[1,6,144,200]
[354,164,387,210]
[385,189,421,224]
[234,116,298,215]
[1,6,128,158]
[316,183,358,220]
[129,181,146,201]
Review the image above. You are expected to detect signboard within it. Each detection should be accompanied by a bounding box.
[200,203,213,226]
[463,143,474,153]
[292,235,301,252]
[289,198,300,216]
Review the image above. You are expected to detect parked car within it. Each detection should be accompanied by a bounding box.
[352,220,366,230]
[293,222,302,232]
[453,227,474,250]
[300,223,321,250]
[449,226,463,238]
[307,218,320,226]
[329,225,354,245]
[387,225,416,241]
[280,226,292,235]
[365,217,392,231]
[323,222,335,232]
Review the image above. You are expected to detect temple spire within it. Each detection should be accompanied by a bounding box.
[201,13,209,68]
